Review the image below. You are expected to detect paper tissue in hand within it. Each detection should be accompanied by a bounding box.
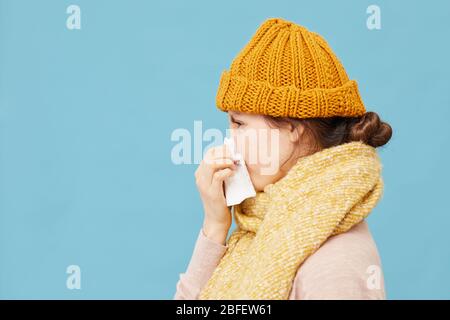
[223,137,256,206]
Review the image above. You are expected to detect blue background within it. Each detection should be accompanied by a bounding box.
[1,0,449,299]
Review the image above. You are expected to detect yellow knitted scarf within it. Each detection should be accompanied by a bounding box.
[198,141,384,300]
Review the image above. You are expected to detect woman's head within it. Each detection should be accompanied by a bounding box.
[228,110,392,192]
[218,18,393,191]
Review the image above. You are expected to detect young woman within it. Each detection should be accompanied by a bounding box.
[174,17,392,300]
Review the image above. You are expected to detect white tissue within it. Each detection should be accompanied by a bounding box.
[223,137,256,206]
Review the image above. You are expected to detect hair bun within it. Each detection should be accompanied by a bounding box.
[349,112,392,148]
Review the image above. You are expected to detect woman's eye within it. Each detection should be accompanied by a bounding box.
[232,121,243,127]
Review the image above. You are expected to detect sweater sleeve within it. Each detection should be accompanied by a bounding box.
[173,228,228,300]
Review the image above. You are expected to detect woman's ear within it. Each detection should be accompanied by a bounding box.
[289,124,303,143]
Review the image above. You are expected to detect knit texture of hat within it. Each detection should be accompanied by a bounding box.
[216,17,366,119]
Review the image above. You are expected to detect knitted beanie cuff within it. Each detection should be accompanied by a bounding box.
[216,70,366,118]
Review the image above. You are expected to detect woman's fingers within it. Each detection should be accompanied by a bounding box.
[202,159,236,184]
[211,145,234,161]
[209,158,236,170]
[201,146,236,183]
[211,168,235,194]
[204,145,234,164]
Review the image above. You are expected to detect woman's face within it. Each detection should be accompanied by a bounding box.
[227,111,304,192]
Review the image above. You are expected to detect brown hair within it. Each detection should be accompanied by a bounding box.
[263,111,393,156]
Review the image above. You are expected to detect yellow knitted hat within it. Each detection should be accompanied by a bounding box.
[216,17,366,118]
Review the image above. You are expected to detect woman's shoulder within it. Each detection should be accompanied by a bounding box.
[290,220,386,299]
[308,220,381,263]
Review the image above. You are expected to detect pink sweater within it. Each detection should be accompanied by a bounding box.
[174,220,386,300]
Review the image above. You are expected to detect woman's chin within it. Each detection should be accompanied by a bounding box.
[252,181,266,193]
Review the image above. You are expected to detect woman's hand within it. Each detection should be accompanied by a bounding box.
[195,144,237,245]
